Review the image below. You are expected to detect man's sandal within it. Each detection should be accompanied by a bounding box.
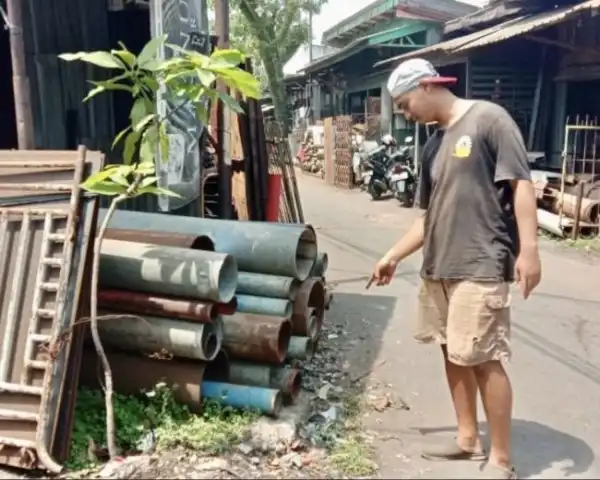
[479,463,518,479]
[421,440,487,461]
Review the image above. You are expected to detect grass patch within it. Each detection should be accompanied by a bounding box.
[327,392,378,477]
[67,383,258,471]
[564,237,600,252]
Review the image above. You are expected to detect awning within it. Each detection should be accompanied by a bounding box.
[374,0,600,67]
[305,22,429,73]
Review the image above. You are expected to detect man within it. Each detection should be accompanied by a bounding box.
[370,58,541,480]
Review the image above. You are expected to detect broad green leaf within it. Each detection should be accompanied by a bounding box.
[112,49,136,68]
[216,90,244,113]
[84,166,125,184]
[83,85,106,102]
[210,49,245,67]
[112,126,131,150]
[130,98,147,126]
[135,113,156,133]
[140,74,159,92]
[87,81,133,94]
[138,35,167,67]
[58,51,123,69]
[135,161,156,176]
[195,103,209,125]
[123,130,141,164]
[195,68,216,87]
[139,139,155,165]
[81,179,128,196]
[140,176,158,188]
[110,171,130,187]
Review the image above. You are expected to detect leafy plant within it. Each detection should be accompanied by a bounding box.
[59,37,260,459]
[68,383,258,471]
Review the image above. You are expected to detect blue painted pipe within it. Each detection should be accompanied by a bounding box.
[236,294,292,318]
[201,381,283,417]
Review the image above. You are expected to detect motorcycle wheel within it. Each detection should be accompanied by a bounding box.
[368,183,381,200]
[397,193,413,208]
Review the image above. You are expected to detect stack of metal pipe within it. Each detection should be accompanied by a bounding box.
[79,209,330,419]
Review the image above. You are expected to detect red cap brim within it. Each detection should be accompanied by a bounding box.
[420,76,458,86]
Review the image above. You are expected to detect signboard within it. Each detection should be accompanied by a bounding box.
[150,0,210,211]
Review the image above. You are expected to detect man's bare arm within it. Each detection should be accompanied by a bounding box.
[510,180,538,252]
[383,215,425,263]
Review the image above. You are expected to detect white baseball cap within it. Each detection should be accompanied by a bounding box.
[387,58,457,99]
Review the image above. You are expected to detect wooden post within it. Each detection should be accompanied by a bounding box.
[6,0,34,149]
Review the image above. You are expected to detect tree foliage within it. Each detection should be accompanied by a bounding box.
[225,0,328,134]
[58,39,259,461]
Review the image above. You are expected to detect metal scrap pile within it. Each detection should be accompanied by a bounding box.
[297,129,325,178]
[80,209,331,419]
[533,170,600,239]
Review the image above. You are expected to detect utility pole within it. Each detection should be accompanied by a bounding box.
[213,0,232,219]
[5,0,34,149]
[308,8,313,63]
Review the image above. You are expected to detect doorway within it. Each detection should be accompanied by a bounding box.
[0,16,17,149]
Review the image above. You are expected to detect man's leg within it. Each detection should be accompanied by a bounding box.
[416,280,485,461]
[474,361,513,469]
[446,281,514,478]
[442,344,482,452]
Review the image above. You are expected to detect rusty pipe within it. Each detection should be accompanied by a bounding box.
[217,297,238,316]
[227,361,302,399]
[105,228,215,251]
[97,312,223,361]
[98,289,218,323]
[222,314,291,364]
[549,188,600,223]
[291,277,325,335]
[286,336,315,361]
[307,307,323,340]
[79,348,229,414]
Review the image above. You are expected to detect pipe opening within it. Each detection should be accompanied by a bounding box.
[288,279,301,300]
[304,338,315,360]
[207,303,219,322]
[319,253,329,276]
[277,320,292,363]
[271,391,284,418]
[282,300,293,319]
[191,235,215,252]
[307,279,326,310]
[307,311,322,340]
[218,255,239,304]
[217,296,238,316]
[204,349,229,381]
[287,370,302,398]
[202,334,219,361]
[295,229,318,281]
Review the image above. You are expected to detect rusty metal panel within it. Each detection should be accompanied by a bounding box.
[0,147,102,472]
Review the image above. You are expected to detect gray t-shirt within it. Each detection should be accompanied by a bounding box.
[415,101,531,282]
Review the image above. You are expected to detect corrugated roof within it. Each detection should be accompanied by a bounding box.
[374,0,600,67]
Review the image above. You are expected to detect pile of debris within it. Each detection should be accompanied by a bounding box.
[533,170,600,239]
[297,130,325,178]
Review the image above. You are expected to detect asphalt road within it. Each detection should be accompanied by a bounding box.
[297,172,600,479]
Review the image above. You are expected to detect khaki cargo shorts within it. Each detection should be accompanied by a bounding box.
[415,279,511,366]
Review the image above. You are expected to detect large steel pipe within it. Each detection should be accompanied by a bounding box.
[286,336,315,361]
[236,272,300,300]
[79,349,229,414]
[105,228,215,251]
[98,313,223,361]
[98,289,218,323]
[100,209,318,280]
[227,362,301,399]
[291,277,325,335]
[236,295,292,318]
[99,239,238,303]
[222,314,291,364]
[310,252,329,278]
[201,381,283,417]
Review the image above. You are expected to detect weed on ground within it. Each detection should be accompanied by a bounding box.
[68,383,258,471]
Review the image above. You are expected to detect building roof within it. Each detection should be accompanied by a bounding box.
[283,44,339,76]
[321,0,477,47]
[374,0,600,67]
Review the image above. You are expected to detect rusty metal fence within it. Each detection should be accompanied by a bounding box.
[0,148,101,472]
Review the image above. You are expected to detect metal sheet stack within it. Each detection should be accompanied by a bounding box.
[80,209,331,419]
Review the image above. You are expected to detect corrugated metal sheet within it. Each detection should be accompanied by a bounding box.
[0,148,101,472]
[375,0,600,66]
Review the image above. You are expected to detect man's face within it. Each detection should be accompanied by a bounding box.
[394,86,435,124]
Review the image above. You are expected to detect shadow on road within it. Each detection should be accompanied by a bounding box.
[417,420,595,478]
[329,292,397,382]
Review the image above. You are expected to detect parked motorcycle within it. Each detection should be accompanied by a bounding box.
[361,134,398,200]
[388,136,417,207]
